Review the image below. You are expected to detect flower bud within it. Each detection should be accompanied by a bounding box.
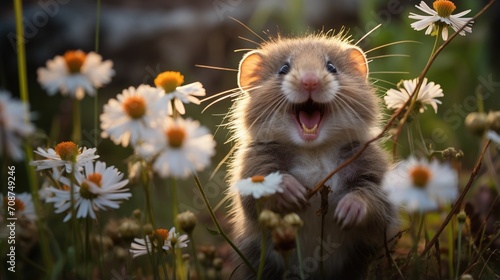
[441,147,464,161]
[176,211,197,234]
[132,209,142,220]
[213,257,224,271]
[487,111,500,132]
[258,209,280,229]
[460,274,474,280]
[465,112,488,136]
[142,223,154,235]
[283,213,303,229]
[457,210,467,224]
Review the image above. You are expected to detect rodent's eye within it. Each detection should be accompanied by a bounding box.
[278,63,290,75]
[326,62,337,74]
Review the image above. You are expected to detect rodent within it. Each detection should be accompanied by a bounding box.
[227,32,398,279]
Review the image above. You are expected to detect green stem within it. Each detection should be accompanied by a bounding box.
[142,166,157,229]
[193,175,256,274]
[189,233,204,280]
[172,247,177,280]
[13,0,28,103]
[72,99,81,144]
[257,229,266,280]
[94,0,101,53]
[447,207,455,280]
[85,216,91,279]
[429,26,440,61]
[93,0,101,147]
[414,117,429,156]
[295,236,304,280]
[172,178,179,225]
[14,0,53,276]
[455,222,464,280]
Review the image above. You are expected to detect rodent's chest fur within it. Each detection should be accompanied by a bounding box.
[287,146,340,190]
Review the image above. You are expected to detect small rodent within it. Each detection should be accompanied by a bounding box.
[227,32,397,279]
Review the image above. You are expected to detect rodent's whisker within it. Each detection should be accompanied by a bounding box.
[229,16,266,42]
[238,36,261,47]
[195,64,238,72]
[201,87,240,103]
[368,77,397,87]
[365,40,420,54]
[354,23,382,46]
[234,48,257,53]
[367,54,411,60]
[370,71,409,75]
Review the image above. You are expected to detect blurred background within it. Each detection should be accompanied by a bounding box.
[1,0,499,276]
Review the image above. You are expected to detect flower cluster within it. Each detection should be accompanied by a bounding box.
[129,227,189,258]
[31,141,131,222]
[100,71,215,179]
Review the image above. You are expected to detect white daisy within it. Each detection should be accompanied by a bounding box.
[487,130,500,145]
[31,141,98,173]
[37,50,114,100]
[382,156,458,212]
[384,78,443,114]
[232,172,284,199]
[45,161,131,222]
[409,0,473,41]
[163,227,189,251]
[0,90,35,161]
[129,236,154,258]
[0,192,37,221]
[100,85,166,147]
[137,117,216,179]
[154,71,206,115]
[129,228,171,258]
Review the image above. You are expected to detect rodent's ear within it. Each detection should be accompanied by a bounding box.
[349,48,369,78]
[238,50,263,90]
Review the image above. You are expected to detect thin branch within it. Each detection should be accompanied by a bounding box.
[420,140,491,257]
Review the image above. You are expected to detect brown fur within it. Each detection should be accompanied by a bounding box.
[227,32,397,279]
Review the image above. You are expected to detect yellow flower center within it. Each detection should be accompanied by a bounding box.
[63,50,87,73]
[433,0,456,18]
[409,165,432,188]
[251,175,265,183]
[154,71,184,93]
[87,173,103,186]
[3,197,25,212]
[122,96,146,119]
[79,173,102,199]
[55,141,79,162]
[166,126,186,148]
[155,229,170,241]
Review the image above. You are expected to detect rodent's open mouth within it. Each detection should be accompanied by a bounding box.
[291,99,327,141]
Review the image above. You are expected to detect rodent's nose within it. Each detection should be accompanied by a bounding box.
[301,73,319,91]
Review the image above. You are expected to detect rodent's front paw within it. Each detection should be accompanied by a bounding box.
[334,193,367,230]
[269,174,309,213]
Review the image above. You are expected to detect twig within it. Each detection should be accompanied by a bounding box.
[420,140,491,257]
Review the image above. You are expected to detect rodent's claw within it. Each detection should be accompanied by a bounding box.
[334,193,367,230]
[269,174,309,213]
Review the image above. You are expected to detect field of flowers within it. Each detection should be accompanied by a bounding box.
[1,0,499,279]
